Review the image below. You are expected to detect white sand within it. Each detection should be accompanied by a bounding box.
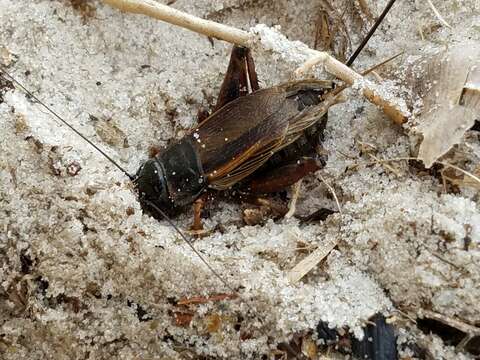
[1,0,479,359]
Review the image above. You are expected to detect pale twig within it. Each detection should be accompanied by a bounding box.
[102,0,408,124]
[294,51,404,77]
[103,0,251,45]
[426,0,453,29]
[285,179,302,219]
[295,51,404,78]
[317,174,342,215]
[294,54,326,77]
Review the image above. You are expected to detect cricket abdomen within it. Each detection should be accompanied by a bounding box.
[260,113,328,172]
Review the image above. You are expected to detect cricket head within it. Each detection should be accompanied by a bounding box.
[135,158,173,214]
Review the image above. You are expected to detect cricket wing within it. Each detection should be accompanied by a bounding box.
[191,87,290,177]
[212,102,331,189]
[190,80,333,190]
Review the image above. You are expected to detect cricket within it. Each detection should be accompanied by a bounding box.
[1,0,479,359]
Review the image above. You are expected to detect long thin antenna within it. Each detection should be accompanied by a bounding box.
[346,0,398,67]
[143,200,264,320]
[144,200,235,291]
[0,65,135,181]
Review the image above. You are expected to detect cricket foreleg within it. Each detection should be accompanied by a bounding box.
[187,194,214,237]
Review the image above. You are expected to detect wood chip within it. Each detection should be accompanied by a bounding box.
[287,238,338,283]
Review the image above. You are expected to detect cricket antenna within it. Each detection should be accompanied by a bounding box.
[143,199,265,321]
[346,0,398,67]
[0,65,135,181]
[143,200,235,290]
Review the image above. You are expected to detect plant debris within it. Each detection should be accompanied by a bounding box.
[414,44,480,168]
[1,0,479,359]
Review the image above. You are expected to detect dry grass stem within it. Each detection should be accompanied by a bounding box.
[426,0,453,29]
[177,293,237,305]
[102,0,408,125]
[287,238,338,284]
[318,174,342,215]
[434,161,480,186]
[361,51,404,76]
[368,153,402,177]
[367,157,480,187]
[285,180,302,219]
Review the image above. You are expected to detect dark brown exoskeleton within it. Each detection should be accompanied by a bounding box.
[136,46,333,227]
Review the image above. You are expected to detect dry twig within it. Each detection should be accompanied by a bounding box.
[426,0,453,29]
[285,180,302,219]
[318,174,342,215]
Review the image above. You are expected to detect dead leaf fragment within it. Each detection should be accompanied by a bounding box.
[205,313,222,333]
[415,44,480,168]
[173,311,194,327]
[302,336,318,359]
[442,165,480,190]
[0,46,17,66]
[91,115,128,148]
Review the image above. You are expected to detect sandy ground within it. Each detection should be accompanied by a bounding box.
[0,0,479,359]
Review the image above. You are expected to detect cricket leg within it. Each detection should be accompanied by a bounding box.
[284,179,302,218]
[196,45,256,125]
[213,46,259,112]
[247,157,322,194]
[240,157,322,224]
[242,196,289,226]
[245,48,259,91]
[191,195,205,231]
[187,193,213,237]
[197,107,210,123]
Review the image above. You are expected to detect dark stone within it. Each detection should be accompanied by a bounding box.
[352,314,398,360]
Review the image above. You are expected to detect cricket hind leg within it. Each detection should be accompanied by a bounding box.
[213,45,259,112]
[245,115,328,191]
[245,47,259,92]
[197,45,259,126]
[246,157,323,194]
[246,160,342,223]
[238,157,325,224]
